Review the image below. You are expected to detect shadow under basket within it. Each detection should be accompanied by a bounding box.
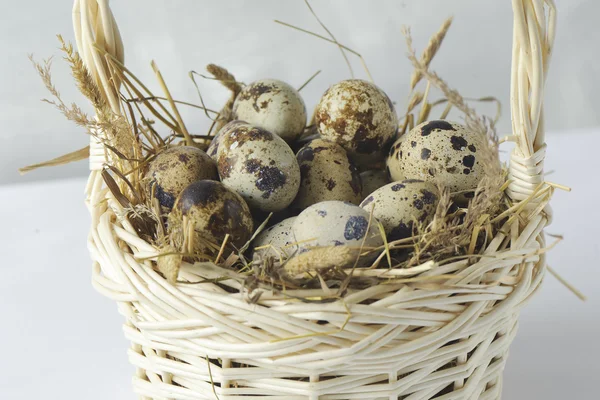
[76,0,557,398]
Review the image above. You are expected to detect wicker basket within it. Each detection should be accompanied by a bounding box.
[76,0,556,398]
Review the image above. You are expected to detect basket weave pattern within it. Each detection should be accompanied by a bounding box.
[77,0,556,398]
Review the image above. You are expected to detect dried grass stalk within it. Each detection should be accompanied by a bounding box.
[58,35,107,111]
[151,60,194,147]
[283,246,360,277]
[29,55,94,129]
[19,145,90,174]
[406,91,425,114]
[206,64,242,97]
[157,245,183,284]
[205,64,242,135]
[409,17,453,89]
[274,19,373,82]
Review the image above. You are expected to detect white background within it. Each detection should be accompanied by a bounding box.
[3,0,600,185]
[2,1,599,399]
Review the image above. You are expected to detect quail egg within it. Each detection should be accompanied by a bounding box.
[292,200,383,252]
[293,139,362,210]
[387,120,488,203]
[171,180,253,250]
[315,79,398,158]
[217,122,300,212]
[207,119,248,161]
[360,180,439,241]
[252,217,298,259]
[233,79,307,142]
[360,169,390,200]
[145,146,217,209]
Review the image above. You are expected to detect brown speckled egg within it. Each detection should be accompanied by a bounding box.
[217,122,300,212]
[233,79,307,142]
[292,201,383,251]
[360,169,390,201]
[293,139,362,210]
[315,79,398,158]
[172,180,253,249]
[360,180,439,241]
[145,146,217,209]
[207,120,247,161]
[252,217,298,259]
[387,120,486,202]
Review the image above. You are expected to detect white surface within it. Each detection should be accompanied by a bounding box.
[3,0,600,185]
[1,130,599,399]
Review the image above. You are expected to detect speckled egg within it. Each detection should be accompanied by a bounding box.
[217,122,301,212]
[172,180,253,249]
[252,217,298,259]
[293,139,362,210]
[145,146,218,209]
[207,120,246,161]
[233,79,307,142]
[387,120,487,202]
[315,79,398,158]
[292,201,383,251]
[360,180,439,241]
[360,169,390,201]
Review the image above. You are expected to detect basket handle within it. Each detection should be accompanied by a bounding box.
[73,0,124,171]
[507,0,556,207]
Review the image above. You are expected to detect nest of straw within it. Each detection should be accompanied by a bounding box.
[26,11,542,302]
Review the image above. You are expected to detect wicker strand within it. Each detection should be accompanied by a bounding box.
[73,0,123,171]
[508,0,556,220]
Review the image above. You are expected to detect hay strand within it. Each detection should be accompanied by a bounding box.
[283,246,359,277]
[303,0,355,78]
[297,69,322,92]
[410,17,453,90]
[274,19,374,82]
[151,60,194,147]
[19,145,89,174]
[548,266,587,301]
